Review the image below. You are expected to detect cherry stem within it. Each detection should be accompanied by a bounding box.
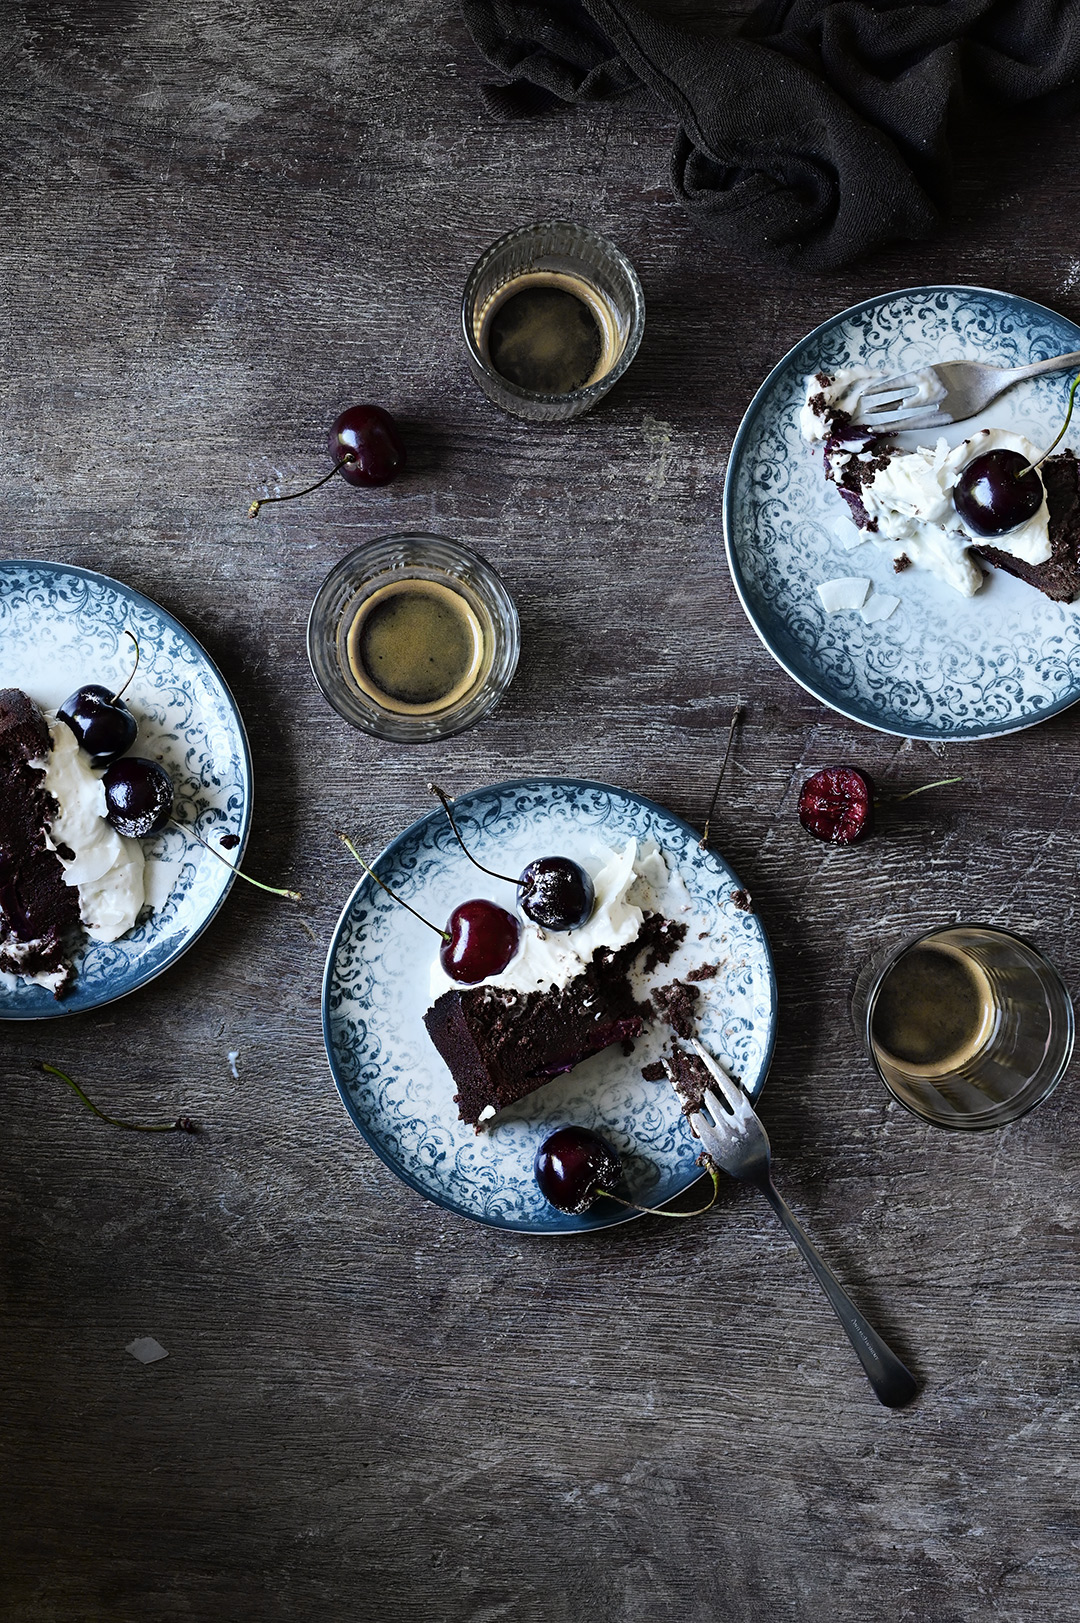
[597,1162,722,1218]
[700,703,743,849]
[40,1062,196,1133]
[1020,371,1080,477]
[880,776,962,805]
[339,833,449,941]
[110,629,140,706]
[171,819,301,901]
[247,454,355,518]
[428,783,519,886]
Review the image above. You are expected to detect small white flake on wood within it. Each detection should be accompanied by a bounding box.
[126,1336,169,1364]
[816,577,871,613]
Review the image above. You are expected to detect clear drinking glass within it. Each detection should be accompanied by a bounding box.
[461,220,645,423]
[852,924,1074,1130]
[306,534,520,743]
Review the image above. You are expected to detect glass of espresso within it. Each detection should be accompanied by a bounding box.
[307,535,520,742]
[462,221,645,423]
[853,925,1074,1130]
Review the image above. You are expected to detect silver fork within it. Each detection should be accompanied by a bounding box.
[854,350,1080,433]
[684,1039,918,1409]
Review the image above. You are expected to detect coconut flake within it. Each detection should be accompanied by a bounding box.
[860,593,900,624]
[126,1336,169,1364]
[816,577,871,614]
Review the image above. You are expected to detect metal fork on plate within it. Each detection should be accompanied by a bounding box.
[682,1039,918,1409]
[854,349,1080,434]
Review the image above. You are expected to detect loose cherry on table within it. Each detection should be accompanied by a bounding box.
[797,767,875,845]
[57,631,140,768]
[248,404,405,517]
[797,766,962,845]
[428,784,596,932]
[339,835,519,984]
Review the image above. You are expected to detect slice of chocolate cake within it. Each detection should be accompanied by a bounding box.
[0,689,82,994]
[425,915,685,1129]
[972,449,1080,602]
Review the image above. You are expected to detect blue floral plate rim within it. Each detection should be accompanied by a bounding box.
[321,776,778,1236]
[0,558,253,1020]
[722,283,1080,742]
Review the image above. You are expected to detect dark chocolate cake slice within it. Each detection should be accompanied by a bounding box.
[0,688,81,994]
[972,449,1080,602]
[425,915,685,1129]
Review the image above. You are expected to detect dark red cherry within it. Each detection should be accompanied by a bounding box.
[534,1126,623,1214]
[798,767,874,844]
[440,898,520,984]
[517,856,594,931]
[329,405,406,487]
[954,449,1042,538]
[103,758,174,838]
[57,685,138,768]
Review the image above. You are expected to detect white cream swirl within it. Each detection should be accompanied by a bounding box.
[41,720,145,942]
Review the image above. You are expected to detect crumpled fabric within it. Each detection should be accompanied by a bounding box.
[462,0,1080,270]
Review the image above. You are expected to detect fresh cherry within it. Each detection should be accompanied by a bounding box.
[954,449,1042,538]
[57,631,141,768]
[440,898,520,984]
[103,758,174,838]
[534,1125,623,1214]
[329,405,406,487]
[798,767,874,844]
[57,685,137,768]
[428,784,595,934]
[517,856,595,931]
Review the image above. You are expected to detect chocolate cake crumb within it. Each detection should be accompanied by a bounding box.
[893,553,912,573]
[731,889,752,912]
[652,979,700,1039]
[666,1047,712,1115]
[686,961,720,982]
[640,918,687,976]
[640,1061,666,1082]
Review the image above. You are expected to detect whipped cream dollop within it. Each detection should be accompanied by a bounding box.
[428,839,670,1001]
[40,719,146,941]
[835,429,1050,597]
[800,366,947,442]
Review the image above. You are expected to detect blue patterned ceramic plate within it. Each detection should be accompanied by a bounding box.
[323,779,776,1234]
[725,286,1080,739]
[0,561,252,1019]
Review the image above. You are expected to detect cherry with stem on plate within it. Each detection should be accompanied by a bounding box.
[797,767,962,845]
[534,1125,721,1217]
[339,833,519,983]
[57,630,140,768]
[428,783,595,932]
[954,371,1080,538]
[248,405,406,517]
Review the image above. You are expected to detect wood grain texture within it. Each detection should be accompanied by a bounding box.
[2,3,1080,1619]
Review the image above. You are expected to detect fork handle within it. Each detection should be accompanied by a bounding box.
[755,1176,918,1409]
[1004,350,1080,384]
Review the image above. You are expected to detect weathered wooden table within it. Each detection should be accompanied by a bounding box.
[3,5,1079,1619]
